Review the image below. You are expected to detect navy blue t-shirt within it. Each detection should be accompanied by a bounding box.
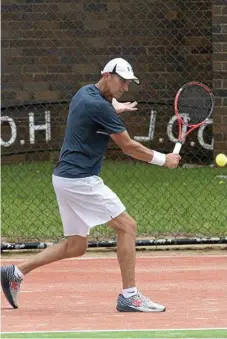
[53,85,126,178]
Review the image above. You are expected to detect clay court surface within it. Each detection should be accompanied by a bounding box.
[1,251,227,333]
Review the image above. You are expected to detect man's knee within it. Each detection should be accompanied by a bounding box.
[65,235,88,257]
[108,212,137,237]
[126,219,137,237]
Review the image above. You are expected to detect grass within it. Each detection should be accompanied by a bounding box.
[1,160,227,242]
[1,329,227,338]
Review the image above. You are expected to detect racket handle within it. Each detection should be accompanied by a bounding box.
[173,142,182,154]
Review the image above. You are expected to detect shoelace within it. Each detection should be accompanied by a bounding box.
[137,291,155,306]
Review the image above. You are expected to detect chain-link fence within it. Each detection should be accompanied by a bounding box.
[1,0,227,247]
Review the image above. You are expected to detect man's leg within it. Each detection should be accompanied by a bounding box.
[1,235,88,308]
[108,212,137,289]
[18,235,88,275]
[108,212,166,312]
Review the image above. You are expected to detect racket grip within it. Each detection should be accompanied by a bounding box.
[173,142,182,154]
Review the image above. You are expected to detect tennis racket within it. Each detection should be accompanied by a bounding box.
[173,82,215,154]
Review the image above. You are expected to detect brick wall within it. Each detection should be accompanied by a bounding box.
[1,0,225,163]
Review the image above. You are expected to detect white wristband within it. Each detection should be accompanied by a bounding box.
[149,151,166,166]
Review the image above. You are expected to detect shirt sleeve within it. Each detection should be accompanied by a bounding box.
[88,102,126,135]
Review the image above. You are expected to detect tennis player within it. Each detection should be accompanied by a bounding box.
[1,58,180,312]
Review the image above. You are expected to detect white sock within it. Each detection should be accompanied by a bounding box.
[14,266,24,279]
[122,287,138,298]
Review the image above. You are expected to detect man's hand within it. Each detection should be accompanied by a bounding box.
[164,153,181,168]
[112,98,138,114]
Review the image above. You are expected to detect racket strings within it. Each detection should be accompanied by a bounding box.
[178,86,213,124]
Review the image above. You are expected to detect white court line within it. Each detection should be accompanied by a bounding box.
[67,254,227,260]
[2,327,227,334]
[1,254,227,262]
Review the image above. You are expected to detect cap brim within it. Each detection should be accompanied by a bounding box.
[116,71,140,85]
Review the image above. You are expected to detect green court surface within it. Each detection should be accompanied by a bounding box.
[2,329,227,339]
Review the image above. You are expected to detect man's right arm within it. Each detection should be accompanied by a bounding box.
[110,130,181,168]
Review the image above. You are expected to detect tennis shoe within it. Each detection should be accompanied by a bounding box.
[116,291,166,312]
[137,291,166,311]
[1,265,23,309]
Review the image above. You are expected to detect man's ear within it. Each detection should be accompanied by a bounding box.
[102,72,111,80]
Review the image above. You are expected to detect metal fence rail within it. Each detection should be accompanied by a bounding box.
[1,0,227,248]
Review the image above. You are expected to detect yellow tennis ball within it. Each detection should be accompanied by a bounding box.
[216,154,227,167]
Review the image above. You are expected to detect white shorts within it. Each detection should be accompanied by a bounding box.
[52,174,126,237]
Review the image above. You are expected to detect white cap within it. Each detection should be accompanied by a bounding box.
[101,58,140,85]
